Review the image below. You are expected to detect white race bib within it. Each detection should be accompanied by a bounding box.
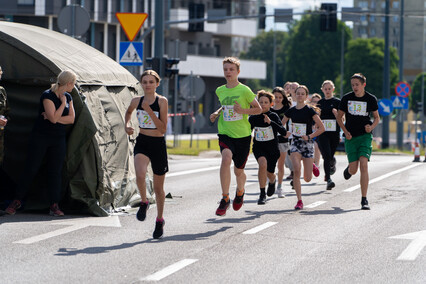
[222,105,243,121]
[323,119,337,131]
[292,123,307,136]
[137,110,159,129]
[348,101,367,116]
[254,126,274,141]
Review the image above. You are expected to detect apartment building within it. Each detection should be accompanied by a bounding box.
[352,0,426,82]
[0,0,267,132]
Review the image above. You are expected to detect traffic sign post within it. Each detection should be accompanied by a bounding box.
[395,81,411,98]
[378,99,394,116]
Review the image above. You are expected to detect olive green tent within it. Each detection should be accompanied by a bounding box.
[0,21,146,216]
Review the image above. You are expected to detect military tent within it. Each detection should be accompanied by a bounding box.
[0,21,146,216]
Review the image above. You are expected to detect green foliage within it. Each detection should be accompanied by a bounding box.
[284,14,351,94]
[240,30,289,89]
[343,38,399,98]
[409,72,426,114]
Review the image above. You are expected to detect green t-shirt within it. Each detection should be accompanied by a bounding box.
[216,83,255,138]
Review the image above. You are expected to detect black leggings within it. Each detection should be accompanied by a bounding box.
[317,132,340,180]
[16,133,66,204]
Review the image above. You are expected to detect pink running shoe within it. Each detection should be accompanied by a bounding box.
[294,200,304,210]
[313,163,320,177]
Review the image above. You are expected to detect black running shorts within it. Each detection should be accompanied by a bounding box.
[134,133,168,175]
[218,134,251,169]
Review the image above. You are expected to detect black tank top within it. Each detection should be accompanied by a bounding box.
[137,96,161,129]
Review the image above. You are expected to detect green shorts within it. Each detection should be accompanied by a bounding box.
[344,133,373,163]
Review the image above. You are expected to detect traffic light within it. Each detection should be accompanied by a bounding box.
[258,6,266,29]
[165,58,179,78]
[145,57,161,73]
[188,3,205,32]
[320,3,337,31]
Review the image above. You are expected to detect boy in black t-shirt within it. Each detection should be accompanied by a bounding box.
[337,73,380,210]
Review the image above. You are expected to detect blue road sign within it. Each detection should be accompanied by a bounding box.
[378,98,394,116]
[391,96,409,109]
[119,42,143,66]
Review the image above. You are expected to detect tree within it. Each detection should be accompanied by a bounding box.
[284,13,351,94]
[343,38,399,99]
[409,72,426,114]
[240,30,289,90]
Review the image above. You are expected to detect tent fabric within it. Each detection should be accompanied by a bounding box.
[0,21,146,216]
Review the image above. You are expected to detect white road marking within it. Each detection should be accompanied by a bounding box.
[14,216,121,244]
[304,201,327,208]
[389,230,426,261]
[167,161,257,177]
[343,164,422,192]
[242,222,278,235]
[142,259,198,281]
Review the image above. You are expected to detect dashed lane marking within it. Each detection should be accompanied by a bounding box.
[142,259,198,281]
[167,161,257,177]
[304,201,327,208]
[242,222,278,234]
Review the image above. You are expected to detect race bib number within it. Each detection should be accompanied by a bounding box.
[137,110,159,129]
[348,101,367,116]
[292,123,307,136]
[222,105,243,121]
[254,126,274,141]
[323,119,337,131]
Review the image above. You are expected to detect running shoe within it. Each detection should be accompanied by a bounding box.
[343,166,352,180]
[286,171,293,180]
[276,185,285,198]
[5,199,21,215]
[330,157,336,175]
[137,201,149,221]
[232,190,244,211]
[326,179,335,190]
[257,193,266,205]
[294,200,303,210]
[313,163,320,177]
[49,203,64,216]
[153,219,165,239]
[361,199,370,210]
[216,198,230,216]
[267,181,276,197]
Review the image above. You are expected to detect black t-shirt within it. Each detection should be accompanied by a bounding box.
[34,89,72,136]
[284,105,317,138]
[339,91,378,137]
[271,104,290,143]
[317,97,341,133]
[249,110,287,147]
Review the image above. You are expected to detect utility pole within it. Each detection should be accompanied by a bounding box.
[382,0,390,149]
[397,0,405,150]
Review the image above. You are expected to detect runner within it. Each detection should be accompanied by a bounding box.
[317,80,341,190]
[310,93,322,178]
[250,90,289,204]
[125,70,168,239]
[336,73,379,210]
[283,85,325,210]
[271,86,292,198]
[285,82,299,181]
[210,57,262,216]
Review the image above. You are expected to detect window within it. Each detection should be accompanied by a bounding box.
[370,28,376,36]
[17,0,34,4]
[370,15,375,22]
[359,1,368,8]
[371,1,376,9]
[392,1,399,9]
[393,15,399,22]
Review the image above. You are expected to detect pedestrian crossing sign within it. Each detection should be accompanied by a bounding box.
[391,96,408,109]
[119,42,143,66]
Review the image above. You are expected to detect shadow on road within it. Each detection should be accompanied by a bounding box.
[300,207,359,215]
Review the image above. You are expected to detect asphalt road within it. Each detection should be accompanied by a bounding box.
[0,153,425,283]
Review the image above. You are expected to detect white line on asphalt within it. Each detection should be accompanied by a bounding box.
[242,222,278,235]
[304,201,327,208]
[343,164,422,192]
[142,259,198,281]
[167,161,257,177]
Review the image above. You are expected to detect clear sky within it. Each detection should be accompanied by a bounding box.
[265,0,354,31]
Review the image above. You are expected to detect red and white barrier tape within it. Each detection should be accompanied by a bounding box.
[168,112,194,117]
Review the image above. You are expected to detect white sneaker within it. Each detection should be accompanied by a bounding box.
[276,186,285,198]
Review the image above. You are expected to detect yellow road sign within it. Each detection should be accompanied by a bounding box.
[115,13,148,41]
